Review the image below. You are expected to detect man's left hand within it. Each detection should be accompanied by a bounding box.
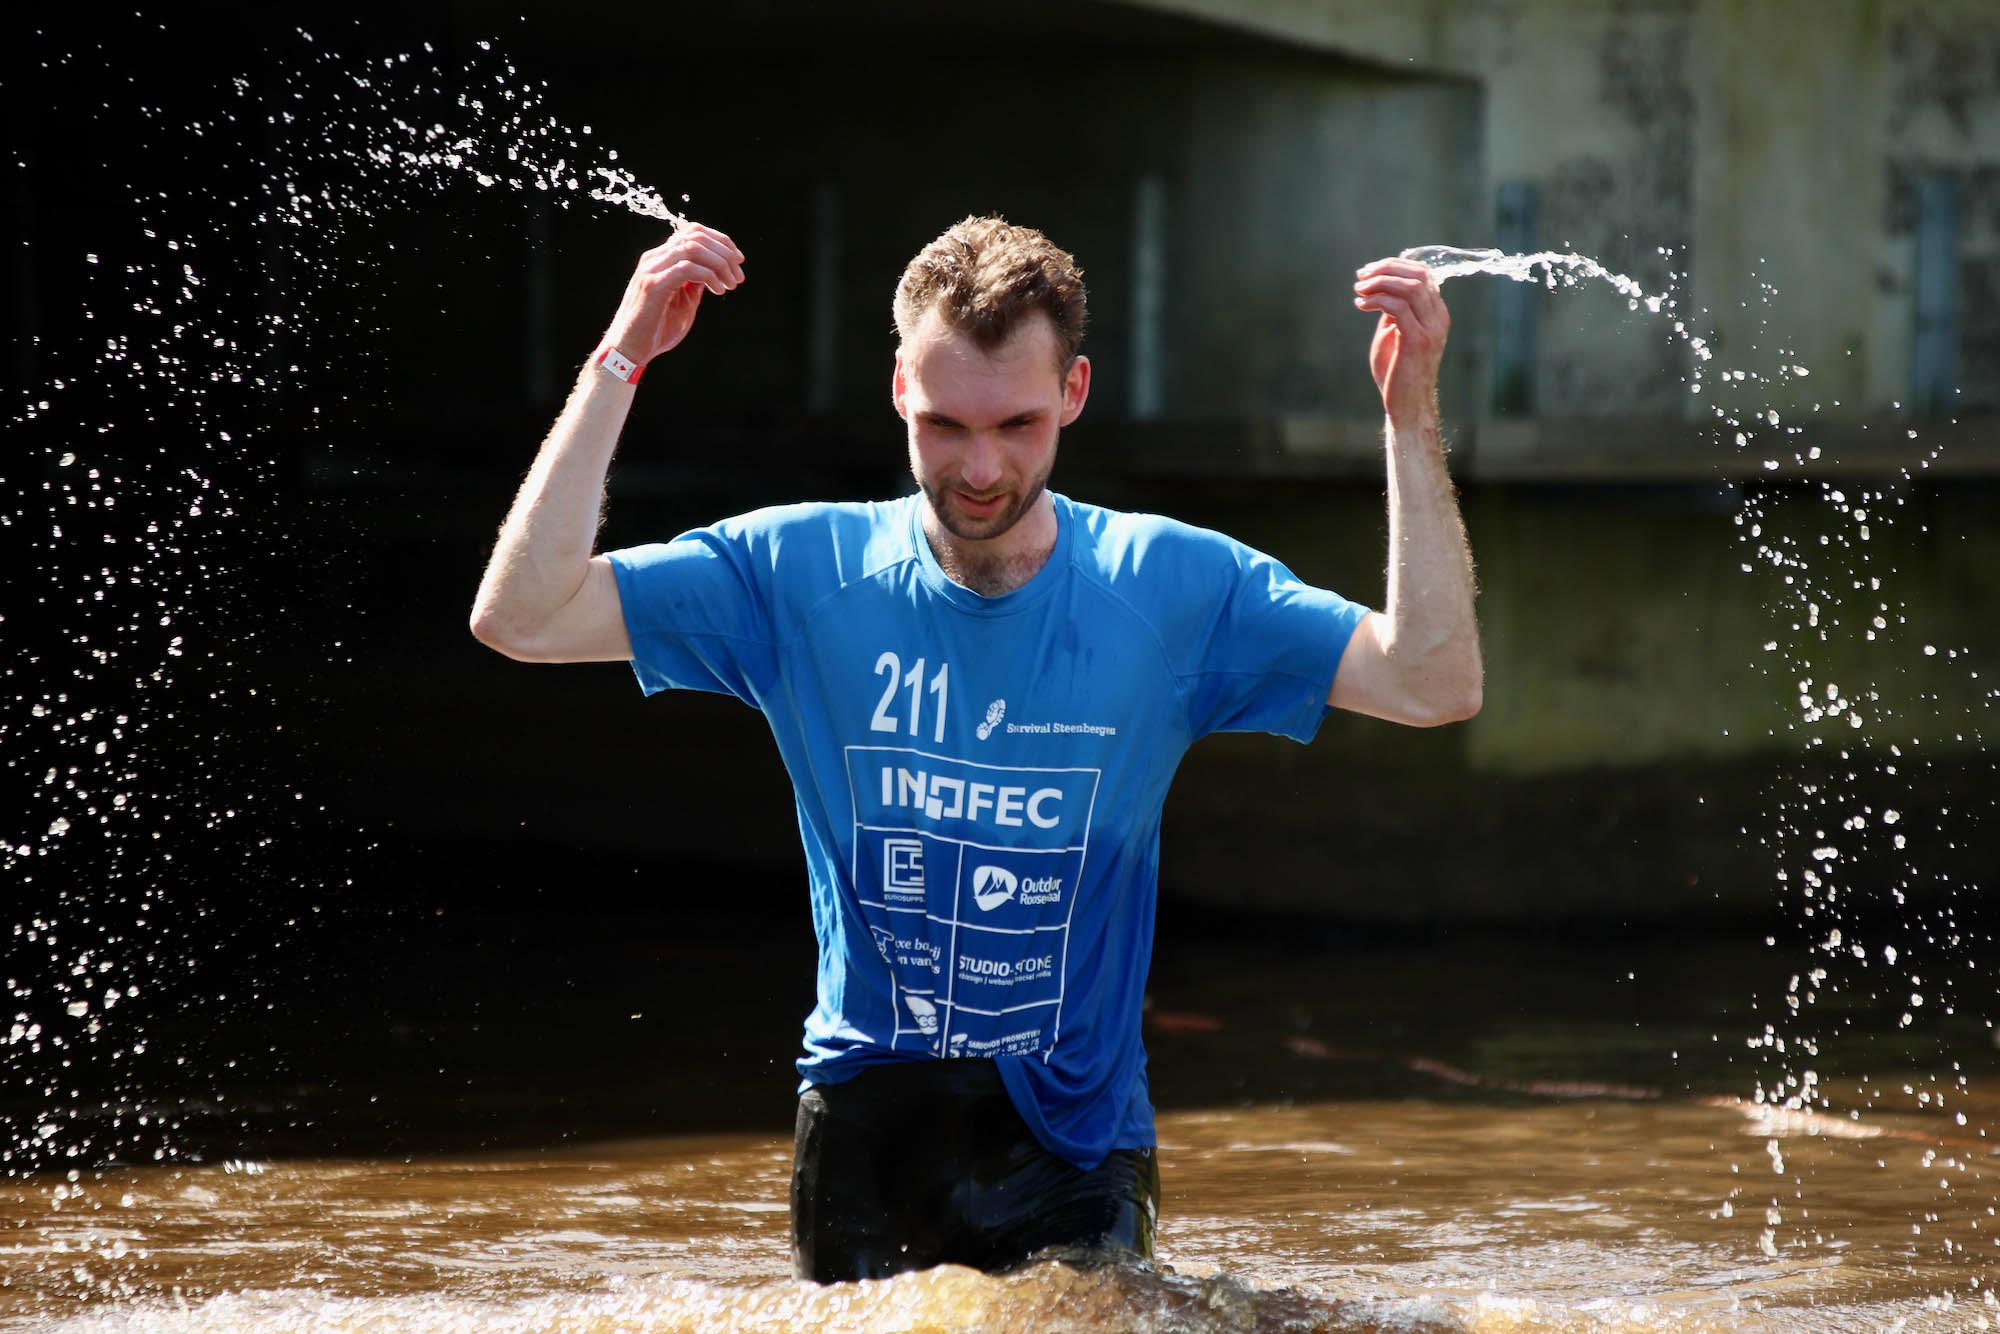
[1354,258,1450,426]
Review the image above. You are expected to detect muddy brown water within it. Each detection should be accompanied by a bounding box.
[5,935,1995,1330]
[6,1091,1996,1332]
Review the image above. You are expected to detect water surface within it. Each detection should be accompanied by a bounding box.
[8,936,1994,1332]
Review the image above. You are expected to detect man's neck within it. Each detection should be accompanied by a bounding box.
[922,493,1058,598]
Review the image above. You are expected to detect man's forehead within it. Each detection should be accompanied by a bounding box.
[904,308,1064,380]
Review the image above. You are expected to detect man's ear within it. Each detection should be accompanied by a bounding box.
[891,350,908,420]
[1059,355,1092,427]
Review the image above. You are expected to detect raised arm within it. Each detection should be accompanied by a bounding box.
[1326,257,1483,726]
[469,224,745,663]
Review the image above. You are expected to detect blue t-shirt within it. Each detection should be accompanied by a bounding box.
[607,492,1367,1168]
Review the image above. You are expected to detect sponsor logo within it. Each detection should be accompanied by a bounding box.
[971,865,1018,911]
[888,933,942,975]
[903,992,939,1035]
[1004,720,1118,737]
[877,766,1063,829]
[870,926,895,963]
[883,837,925,898]
[1019,875,1064,906]
[958,952,1055,982]
[976,699,1007,741]
[957,1028,1044,1057]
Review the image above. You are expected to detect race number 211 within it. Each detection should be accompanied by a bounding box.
[870,651,950,744]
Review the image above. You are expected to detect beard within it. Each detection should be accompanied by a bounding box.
[918,448,1056,545]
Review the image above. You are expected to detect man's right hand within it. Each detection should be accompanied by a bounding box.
[602,223,746,365]
[471,222,746,666]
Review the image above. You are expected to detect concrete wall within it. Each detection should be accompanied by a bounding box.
[1689,2,1885,421]
[1168,61,1484,419]
[1127,0,2000,443]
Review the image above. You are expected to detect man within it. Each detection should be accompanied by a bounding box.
[470,216,1480,1281]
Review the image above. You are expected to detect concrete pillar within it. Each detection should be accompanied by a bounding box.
[1690,0,1886,416]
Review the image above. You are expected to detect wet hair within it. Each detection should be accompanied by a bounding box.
[893,215,1088,365]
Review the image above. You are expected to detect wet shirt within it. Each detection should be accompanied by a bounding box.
[607,493,1368,1168]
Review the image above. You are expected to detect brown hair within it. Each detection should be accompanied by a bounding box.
[893,215,1088,364]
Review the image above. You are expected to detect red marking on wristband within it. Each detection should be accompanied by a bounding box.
[597,345,644,385]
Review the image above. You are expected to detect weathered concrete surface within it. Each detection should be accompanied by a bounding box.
[1124,0,2000,445]
[1139,476,1997,923]
[1172,61,1484,419]
[1689,1,1886,420]
[1136,476,2000,779]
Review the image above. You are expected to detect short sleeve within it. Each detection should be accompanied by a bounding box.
[605,523,781,706]
[1183,545,1369,743]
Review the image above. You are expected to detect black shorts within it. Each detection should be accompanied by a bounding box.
[789,1058,1158,1283]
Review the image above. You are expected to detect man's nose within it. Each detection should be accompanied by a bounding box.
[959,433,1003,490]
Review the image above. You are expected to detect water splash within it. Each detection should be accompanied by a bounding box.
[1401,243,1662,306]
[1403,241,1995,1294]
[2,24,694,1182]
[589,168,690,227]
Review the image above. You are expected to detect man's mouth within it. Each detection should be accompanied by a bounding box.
[953,489,1005,516]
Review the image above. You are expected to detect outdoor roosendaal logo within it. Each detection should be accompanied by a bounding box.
[971,865,1018,911]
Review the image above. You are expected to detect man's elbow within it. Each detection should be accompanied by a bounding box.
[469,606,544,662]
[1433,682,1483,725]
[1423,644,1484,725]
[1407,677,1482,727]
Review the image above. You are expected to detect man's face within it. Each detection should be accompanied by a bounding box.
[894,309,1090,544]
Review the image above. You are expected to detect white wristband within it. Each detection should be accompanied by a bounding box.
[595,345,644,385]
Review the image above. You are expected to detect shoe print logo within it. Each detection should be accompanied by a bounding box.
[976,699,1006,741]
